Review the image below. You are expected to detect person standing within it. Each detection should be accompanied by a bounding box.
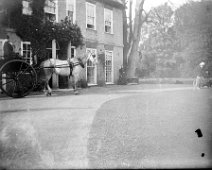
[195,62,206,89]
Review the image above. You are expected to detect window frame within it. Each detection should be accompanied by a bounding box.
[71,46,76,58]
[105,50,114,84]
[86,48,97,85]
[22,0,32,15]
[44,0,57,22]
[86,2,96,30]
[66,0,74,23]
[44,0,56,15]
[21,41,32,65]
[104,8,113,34]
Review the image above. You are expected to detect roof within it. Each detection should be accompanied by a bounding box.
[96,0,124,8]
[109,0,123,5]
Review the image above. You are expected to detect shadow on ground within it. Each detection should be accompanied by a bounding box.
[0,120,54,169]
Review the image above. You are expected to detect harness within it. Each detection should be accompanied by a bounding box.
[68,59,85,77]
[49,58,85,78]
[69,61,74,77]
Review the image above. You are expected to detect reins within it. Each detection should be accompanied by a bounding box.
[37,60,82,70]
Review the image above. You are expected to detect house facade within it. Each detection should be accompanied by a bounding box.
[57,0,124,87]
[76,0,124,86]
[0,0,124,89]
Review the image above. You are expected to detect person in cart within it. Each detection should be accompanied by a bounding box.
[3,35,16,60]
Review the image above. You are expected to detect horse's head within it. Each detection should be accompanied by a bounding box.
[69,52,98,67]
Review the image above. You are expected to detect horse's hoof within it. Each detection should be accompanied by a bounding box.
[74,91,79,95]
[45,92,52,96]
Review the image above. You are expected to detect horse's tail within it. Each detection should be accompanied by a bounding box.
[39,58,55,81]
[40,58,55,69]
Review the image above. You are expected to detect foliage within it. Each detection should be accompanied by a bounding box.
[174,0,212,77]
[140,3,179,78]
[138,0,212,78]
[1,0,84,63]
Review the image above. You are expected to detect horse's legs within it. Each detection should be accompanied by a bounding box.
[43,81,52,96]
[46,82,52,96]
[74,84,79,95]
[71,76,79,95]
[43,82,47,95]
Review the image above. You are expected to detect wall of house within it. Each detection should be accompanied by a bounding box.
[51,0,124,87]
[76,0,124,85]
[57,0,66,22]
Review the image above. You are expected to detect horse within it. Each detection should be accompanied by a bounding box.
[38,53,96,96]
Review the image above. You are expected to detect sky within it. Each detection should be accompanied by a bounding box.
[128,0,199,18]
[143,0,189,11]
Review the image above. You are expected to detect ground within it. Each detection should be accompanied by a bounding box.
[0,84,212,169]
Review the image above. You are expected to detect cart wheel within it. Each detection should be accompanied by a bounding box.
[0,59,37,98]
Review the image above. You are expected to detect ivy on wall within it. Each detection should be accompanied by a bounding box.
[1,0,84,63]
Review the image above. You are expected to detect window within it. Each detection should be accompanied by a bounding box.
[66,0,74,22]
[21,42,32,65]
[67,10,73,22]
[46,13,56,22]
[71,46,76,58]
[86,48,97,85]
[104,8,113,33]
[105,51,113,83]
[22,0,32,15]
[44,0,56,22]
[86,2,96,29]
[45,0,56,14]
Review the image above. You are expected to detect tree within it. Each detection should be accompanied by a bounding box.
[122,0,212,80]
[140,3,179,78]
[121,0,148,83]
[122,1,176,81]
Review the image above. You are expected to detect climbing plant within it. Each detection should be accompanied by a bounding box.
[1,0,84,63]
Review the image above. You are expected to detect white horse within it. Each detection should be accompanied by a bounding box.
[38,53,96,96]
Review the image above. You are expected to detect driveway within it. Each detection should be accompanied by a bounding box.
[0,84,211,169]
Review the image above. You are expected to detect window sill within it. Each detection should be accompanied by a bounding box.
[86,28,97,33]
[88,83,98,86]
[105,32,114,35]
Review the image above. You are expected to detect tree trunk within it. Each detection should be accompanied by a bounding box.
[126,0,145,83]
[127,40,140,80]
[122,0,128,70]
